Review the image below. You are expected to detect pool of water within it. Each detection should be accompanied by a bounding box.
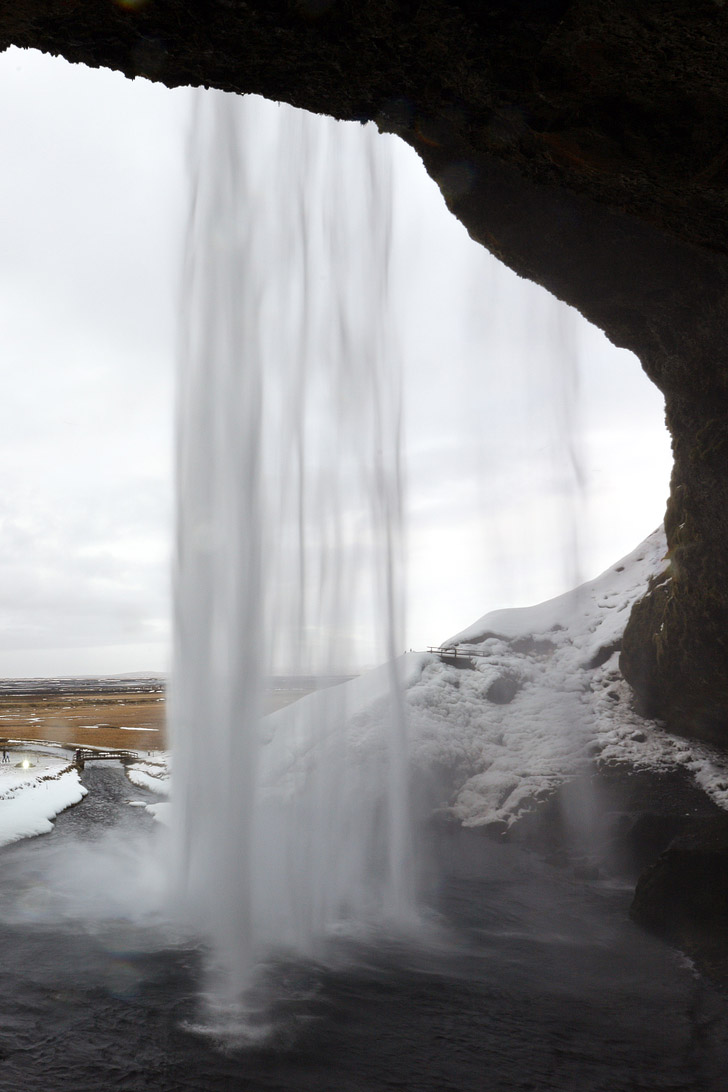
[0,766,725,1091]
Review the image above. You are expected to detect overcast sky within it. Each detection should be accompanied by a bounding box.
[0,47,672,677]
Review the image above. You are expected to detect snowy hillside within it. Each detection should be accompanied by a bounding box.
[259,526,728,831]
[406,527,728,827]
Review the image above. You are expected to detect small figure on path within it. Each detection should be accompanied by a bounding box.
[2,748,9,763]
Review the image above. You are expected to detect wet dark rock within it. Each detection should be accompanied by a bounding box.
[572,860,601,882]
[485,676,519,704]
[509,763,724,879]
[507,761,728,983]
[479,818,510,840]
[631,816,728,984]
[587,640,621,670]
[510,636,554,657]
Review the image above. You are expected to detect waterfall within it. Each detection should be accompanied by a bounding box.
[169,90,412,1021]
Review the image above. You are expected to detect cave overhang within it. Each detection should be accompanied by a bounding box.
[4,0,728,743]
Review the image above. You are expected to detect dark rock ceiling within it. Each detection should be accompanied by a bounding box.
[3,1,728,259]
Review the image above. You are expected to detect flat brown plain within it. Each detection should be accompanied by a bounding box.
[0,684,313,755]
[0,690,166,752]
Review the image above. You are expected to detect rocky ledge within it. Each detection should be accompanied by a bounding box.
[630,814,728,985]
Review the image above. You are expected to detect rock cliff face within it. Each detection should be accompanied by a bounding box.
[3,1,728,743]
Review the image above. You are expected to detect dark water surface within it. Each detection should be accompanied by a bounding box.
[0,766,726,1091]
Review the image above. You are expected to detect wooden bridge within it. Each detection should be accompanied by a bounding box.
[427,645,489,666]
[72,748,140,768]
[0,738,142,769]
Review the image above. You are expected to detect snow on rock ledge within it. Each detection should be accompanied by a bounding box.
[407,528,728,828]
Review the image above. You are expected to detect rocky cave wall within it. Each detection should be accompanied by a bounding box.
[3,0,728,744]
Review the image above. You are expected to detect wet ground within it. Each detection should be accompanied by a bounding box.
[0,765,726,1091]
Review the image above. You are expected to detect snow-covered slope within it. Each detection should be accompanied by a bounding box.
[244,526,728,832]
[407,527,728,827]
[444,527,667,657]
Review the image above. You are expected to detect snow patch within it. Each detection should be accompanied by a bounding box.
[126,760,171,796]
[145,801,171,824]
[0,760,87,847]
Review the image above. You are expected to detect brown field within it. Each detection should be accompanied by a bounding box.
[0,682,313,754]
[0,689,167,753]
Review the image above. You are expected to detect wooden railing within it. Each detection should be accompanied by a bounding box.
[73,747,140,766]
[0,738,143,767]
[427,645,489,660]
